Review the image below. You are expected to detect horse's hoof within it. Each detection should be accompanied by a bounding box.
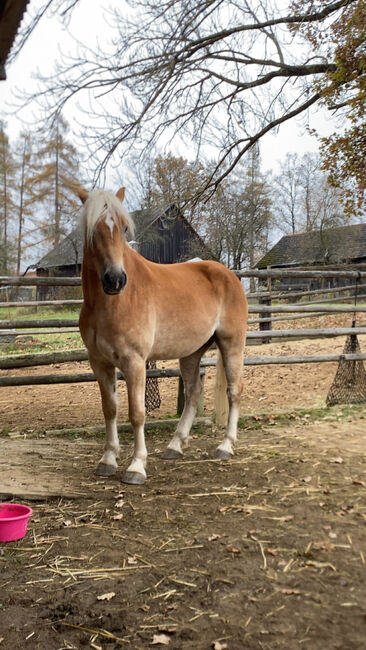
[95,462,117,476]
[162,448,183,460]
[121,471,146,485]
[213,449,233,461]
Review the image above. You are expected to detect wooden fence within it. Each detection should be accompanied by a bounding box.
[1,270,366,424]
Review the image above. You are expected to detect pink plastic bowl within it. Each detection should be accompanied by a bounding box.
[0,503,33,542]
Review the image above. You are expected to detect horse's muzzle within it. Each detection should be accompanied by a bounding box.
[102,268,127,295]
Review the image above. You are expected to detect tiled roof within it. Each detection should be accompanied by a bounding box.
[256,222,366,269]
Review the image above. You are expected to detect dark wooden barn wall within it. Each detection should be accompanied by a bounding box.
[139,219,197,264]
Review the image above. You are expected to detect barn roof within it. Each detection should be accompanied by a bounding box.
[36,203,207,270]
[0,0,29,80]
[256,222,366,269]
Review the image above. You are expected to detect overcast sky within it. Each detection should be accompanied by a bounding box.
[1,0,336,178]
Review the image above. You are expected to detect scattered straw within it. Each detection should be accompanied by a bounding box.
[60,622,130,644]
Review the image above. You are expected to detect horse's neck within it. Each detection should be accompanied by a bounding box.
[81,264,103,309]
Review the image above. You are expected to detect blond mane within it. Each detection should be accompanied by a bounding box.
[80,190,135,245]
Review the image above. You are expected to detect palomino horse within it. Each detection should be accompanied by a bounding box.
[77,187,248,484]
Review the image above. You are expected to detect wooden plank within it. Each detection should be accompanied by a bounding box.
[0,349,89,369]
[201,353,366,367]
[214,353,229,427]
[0,367,194,387]
[0,299,82,308]
[247,327,366,339]
[248,304,366,313]
[0,329,80,337]
[0,319,79,329]
[246,282,366,302]
[238,269,366,279]
[0,439,89,500]
[248,312,330,324]
[0,276,81,286]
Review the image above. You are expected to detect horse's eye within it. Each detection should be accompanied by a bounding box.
[123,225,128,234]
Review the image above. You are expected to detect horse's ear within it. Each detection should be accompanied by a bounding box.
[116,187,126,202]
[77,187,89,204]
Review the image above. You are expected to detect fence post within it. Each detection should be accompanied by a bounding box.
[214,354,229,427]
[258,272,272,343]
[177,368,205,416]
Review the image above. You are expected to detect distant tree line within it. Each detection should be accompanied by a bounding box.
[0,116,82,274]
[0,114,349,276]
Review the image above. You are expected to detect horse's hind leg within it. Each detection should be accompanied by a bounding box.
[214,340,244,460]
[162,350,204,459]
[89,357,119,476]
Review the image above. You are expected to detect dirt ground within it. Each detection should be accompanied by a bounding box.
[0,413,366,649]
[0,334,364,434]
[1,324,366,648]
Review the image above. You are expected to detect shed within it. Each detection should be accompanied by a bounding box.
[35,203,212,299]
[255,222,366,290]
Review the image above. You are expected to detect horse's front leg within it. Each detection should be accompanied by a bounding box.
[122,356,147,485]
[89,357,119,476]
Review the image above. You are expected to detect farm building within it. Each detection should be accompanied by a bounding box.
[256,222,366,290]
[0,0,29,80]
[35,203,211,299]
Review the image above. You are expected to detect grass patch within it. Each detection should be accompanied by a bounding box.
[238,402,366,431]
[0,306,83,355]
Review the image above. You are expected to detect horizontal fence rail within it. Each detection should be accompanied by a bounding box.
[2,353,366,388]
[237,269,366,279]
[246,282,366,302]
[0,300,82,308]
[0,276,81,286]
[0,319,79,329]
[1,327,366,370]
[0,271,366,420]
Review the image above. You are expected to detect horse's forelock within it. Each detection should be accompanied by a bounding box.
[80,190,135,245]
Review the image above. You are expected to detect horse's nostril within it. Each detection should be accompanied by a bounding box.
[102,269,127,294]
[120,272,127,289]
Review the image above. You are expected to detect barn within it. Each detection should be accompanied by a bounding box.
[256,222,366,290]
[35,203,212,299]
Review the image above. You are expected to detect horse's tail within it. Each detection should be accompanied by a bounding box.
[214,349,229,426]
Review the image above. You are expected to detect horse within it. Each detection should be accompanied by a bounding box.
[77,186,248,485]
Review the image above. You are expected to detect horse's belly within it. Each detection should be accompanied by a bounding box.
[150,321,216,360]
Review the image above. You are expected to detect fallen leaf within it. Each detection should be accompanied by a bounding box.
[97,592,115,601]
[226,546,241,554]
[158,626,177,634]
[280,588,301,595]
[302,476,312,483]
[330,456,344,464]
[113,513,123,520]
[313,541,334,552]
[151,633,170,645]
[266,548,280,556]
[128,555,138,565]
[63,519,72,527]
[139,604,150,612]
[115,499,125,508]
[329,532,337,539]
[212,642,228,650]
[353,479,365,487]
[208,533,222,542]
